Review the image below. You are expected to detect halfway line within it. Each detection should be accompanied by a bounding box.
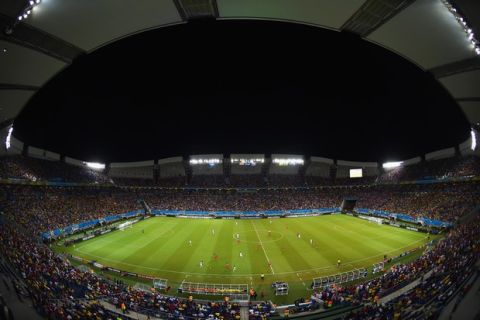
[250,220,275,275]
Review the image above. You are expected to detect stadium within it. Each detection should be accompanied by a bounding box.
[1,1,480,320]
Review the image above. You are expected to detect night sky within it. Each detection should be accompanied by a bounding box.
[14,19,470,163]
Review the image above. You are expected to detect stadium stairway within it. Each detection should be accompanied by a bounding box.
[379,269,435,304]
[0,257,42,320]
[439,260,480,320]
[240,305,249,320]
[99,300,155,319]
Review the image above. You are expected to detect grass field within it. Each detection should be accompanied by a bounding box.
[56,214,431,303]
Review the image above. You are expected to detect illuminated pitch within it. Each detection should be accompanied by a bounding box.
[56,214,432,303]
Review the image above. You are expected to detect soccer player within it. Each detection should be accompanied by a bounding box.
[200,260,203,268]
[236,233,240,240]
[310,239,313,245]
[189,240,192,246]
[268,230,272,237]
[233,265,237,272]
[239,251,243,258]
[297,233,301,239]
[261,274,265,281]
[337,259,341,267]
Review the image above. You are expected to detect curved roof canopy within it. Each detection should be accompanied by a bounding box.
[0,0,479,162]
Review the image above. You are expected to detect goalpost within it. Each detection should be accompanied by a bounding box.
[178,281,249,301]
[312,268,368,290]
[153,278,168,290]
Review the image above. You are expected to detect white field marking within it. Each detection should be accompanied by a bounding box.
[74,237,162,251]
[295,272,306,287]
[73,235,428,277]
[73,223,178,250]
[250,220,275,275]
[231,230,284,244]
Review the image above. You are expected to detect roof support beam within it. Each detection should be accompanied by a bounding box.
[0,13,84,64]
[173,0,219,21]
[341,0,417,37]
[429,57,480,79]
[456,97,480,102]
[0,83,39,91]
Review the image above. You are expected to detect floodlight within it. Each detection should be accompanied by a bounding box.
[382,161,403,169]
[273,158,304,166]
[471,129,477,151]
[85,162,105,170]
[5,126,13,149]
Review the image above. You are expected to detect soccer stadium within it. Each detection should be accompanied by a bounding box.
[1,1,480,320]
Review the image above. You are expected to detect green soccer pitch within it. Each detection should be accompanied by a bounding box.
[56,214,431,303]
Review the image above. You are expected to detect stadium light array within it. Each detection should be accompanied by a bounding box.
[382,161,403,169]
[231,158,264,166]
[189,158,222,165]
[472,128,477,151]
[17,0,41,22]
[272,158,304,166]
[442,0,480,55]
[5,126,13,149]
[84,162,105,170]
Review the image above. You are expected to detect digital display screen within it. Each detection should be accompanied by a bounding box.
[349,168,363,178]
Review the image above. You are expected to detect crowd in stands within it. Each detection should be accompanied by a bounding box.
[1,185,139,234]
[248,302,275,320]
[333,176,378,186]
[189,175,227,188]
[360,183,480,223]
[378,156,480,183]
[0,156,110,184]
[0,181,478,239]
[139,183,480,223]
[0,219,247,320]
[227,175,266,188]
[342,217,479,319]
[0,183,477,319]
[0,176,478,319]
[267,174,305,187]
[112,177,155,186]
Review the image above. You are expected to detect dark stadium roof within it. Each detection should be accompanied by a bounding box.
[1,0,480,162]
